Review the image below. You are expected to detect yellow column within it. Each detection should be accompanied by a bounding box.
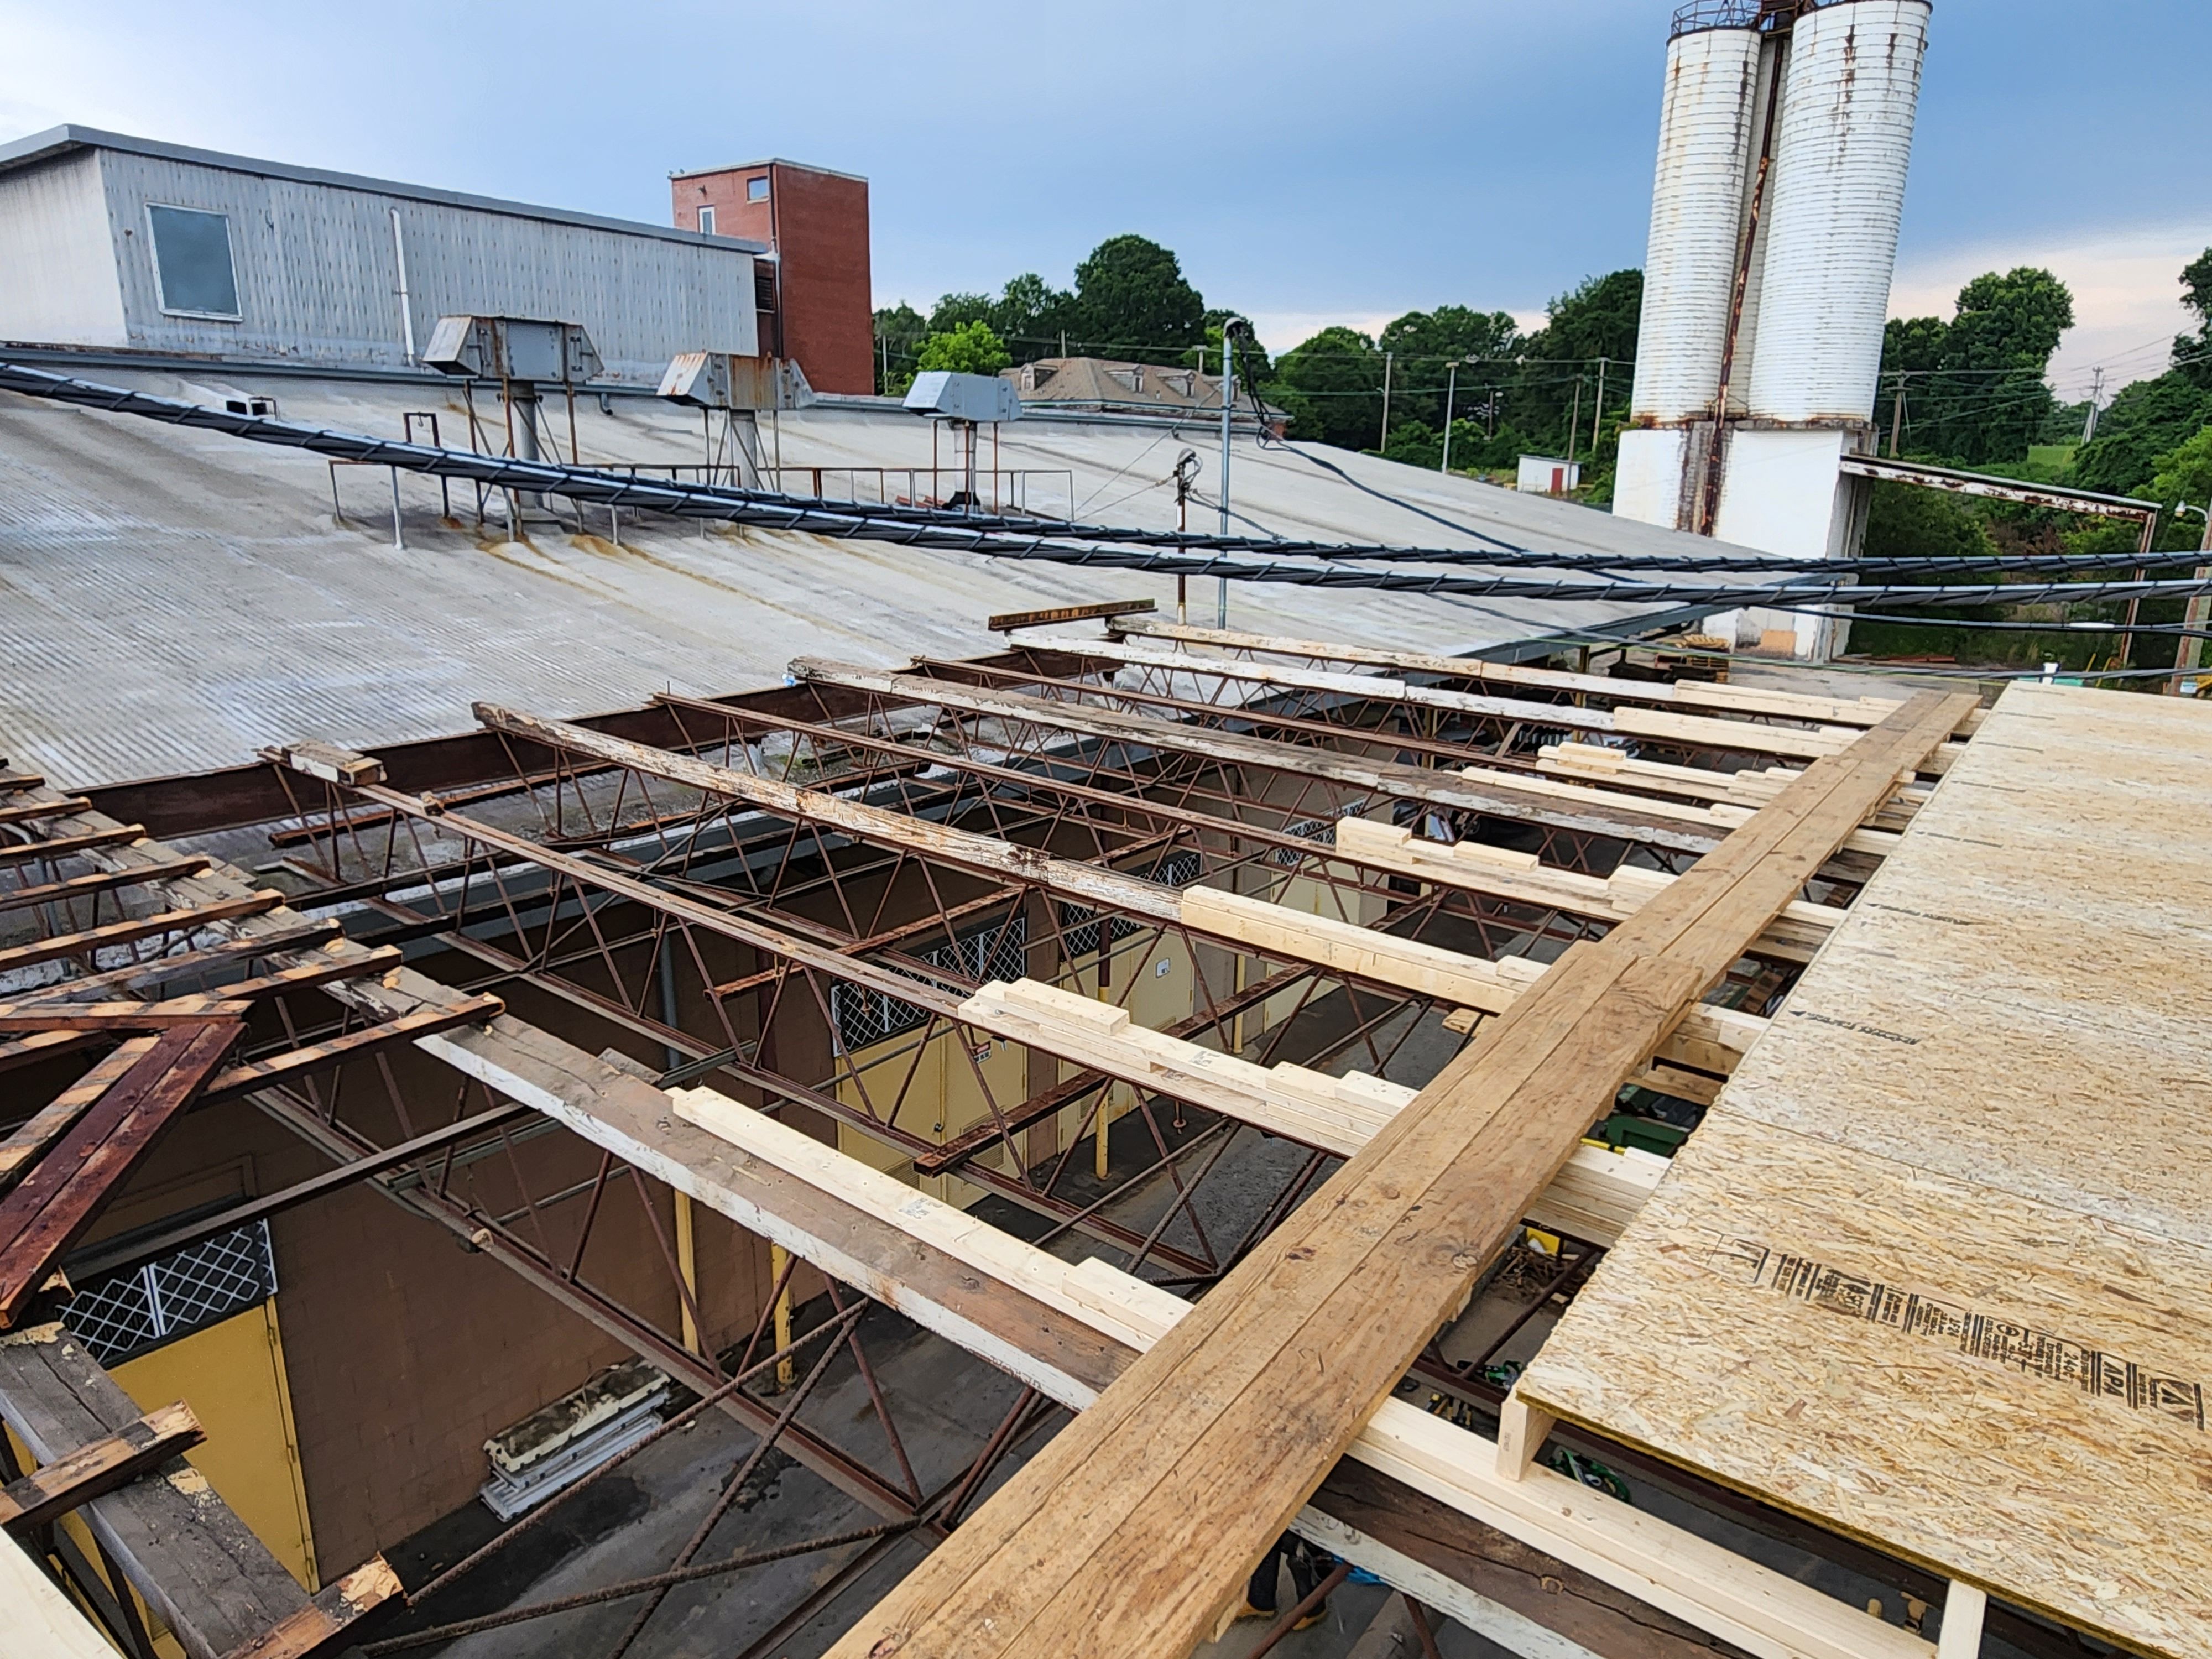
[769,1242,795,1390]
[674,1190,701,1356]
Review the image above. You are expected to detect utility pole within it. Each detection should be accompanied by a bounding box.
[2083,367,2105,444]
[1378,351,1394,451]
[1590,356,1608,455]
[1218,319,1240,628]
[2171,500,2212,693]
[1567,375,1583,466]
[1888,372,1906,457]
[1439,361,1460,474]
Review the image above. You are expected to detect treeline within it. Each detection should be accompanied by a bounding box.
[873,236,1645,484]
[1859,248,2212,672]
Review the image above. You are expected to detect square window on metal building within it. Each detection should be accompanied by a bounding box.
[747,176,769,202]
[146,204,241,319]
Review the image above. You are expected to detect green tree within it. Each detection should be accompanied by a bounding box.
[873,302,927,394]
[914,320,1012,377]
[1072,235,1205,364]
[2150,425,2212,523]
[2176,247,2212,390]
[1880,269,2074,467]
[1267,326,1385,450]
[1376,306,1522,431]
[2073,374,2212,496]
[993,272,1081,362]
[1511,270,1642,457]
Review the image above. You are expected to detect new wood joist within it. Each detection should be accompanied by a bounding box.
[816,689,1974,1659]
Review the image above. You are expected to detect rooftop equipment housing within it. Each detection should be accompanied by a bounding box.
[421,316,602,385]
[657,351,815,412]
[903,371,1022,425]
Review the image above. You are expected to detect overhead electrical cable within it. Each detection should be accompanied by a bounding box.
[6,362,2207,613]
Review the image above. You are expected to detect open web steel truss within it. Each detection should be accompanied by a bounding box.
[1,635,2094,1659]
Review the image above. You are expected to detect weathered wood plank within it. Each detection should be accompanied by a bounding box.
[0,858,213,915]
[0,891,288,975]
[0,997,253,1031]
[0,1020,244,1324]
[790,659,1739,855]
[15,920,347,1002]
[0,825,149,869]
[0,1399,204,1532]
[0,1037,160,1188]
[0,1323,310,1657]
[0,795,92,827]
[214,1556,402,1659]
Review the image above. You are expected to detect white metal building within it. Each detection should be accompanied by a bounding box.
[0,127,764,382]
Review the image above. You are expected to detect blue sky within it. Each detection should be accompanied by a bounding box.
[3,0,2205,393]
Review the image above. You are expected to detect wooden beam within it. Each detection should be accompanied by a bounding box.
[816,690,1973,1659]
[215,1556,403,1659]
[0,1037,161,1188]
[0,795,92,827]
[469,705,1769,1072]
[364,938,1913,1659]
[0,858,213,916]
[1936,1584,1986,1659]
[1109,618,1906,728]
[0,1400,205,1532]
[915,964,1311,1175]
[1030,634,1890,770]
[0,1020,244,1324]
[0,1323,311,1654]
[664,1084,1926,1659]
[0,997,253,1031]
[267,739,385,788]
[964,977,1669,1244]
[1494,1390,1556,1483]
[988,598,1156,632]
[197,998,502,1104]
[1332,818,1839,962]
[790,659,1739,856]
[0,891,288,975]
[0,825,148,868]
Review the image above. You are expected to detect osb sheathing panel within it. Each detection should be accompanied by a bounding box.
[1520,683,2212,1658]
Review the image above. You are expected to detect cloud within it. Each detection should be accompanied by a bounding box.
[1890,224,2204,400]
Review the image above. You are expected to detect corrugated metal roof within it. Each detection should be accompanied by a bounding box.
[0,367,1765,786]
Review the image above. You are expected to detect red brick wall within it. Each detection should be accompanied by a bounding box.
[672,162,875,395]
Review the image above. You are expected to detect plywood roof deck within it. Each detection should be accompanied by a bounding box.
[1519,682,2212,1658]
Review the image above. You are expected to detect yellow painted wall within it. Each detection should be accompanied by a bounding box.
[114,1301,318,1591]
[836,1025,1028,1206]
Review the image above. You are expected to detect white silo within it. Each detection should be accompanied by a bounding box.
[1628,23,1763,424]
[1743,0,1930,422]
[1620,0,1931,649]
